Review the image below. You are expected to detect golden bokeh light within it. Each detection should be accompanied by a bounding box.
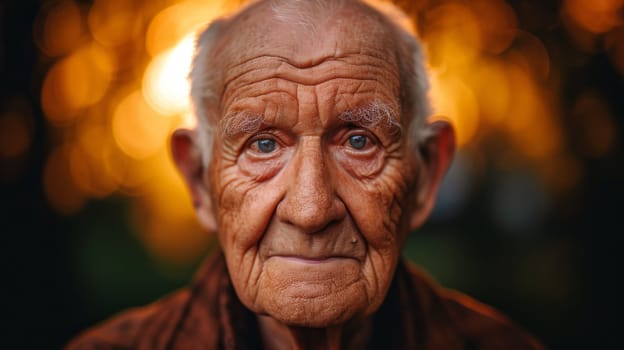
[146,1,229,57]
[112,90,173,160]
[470,0,518,54]
[507,32,551,80]
[85,41,118,74]
[41,44,112,124]
[180,111,199,129]
[142,35,195,116]
[501,63,562,160]
[87,0,143,47]
[564,0,623,34]
[502,63,542,133]
[68,144,120,198]
[35,0,86,57]
[131,150,208,264]
[37,0,235,262]
[423,2,482,68]
[429,72,480,147]
[562,0,624,55]
[75,117,112,163]
[465,59,510,126]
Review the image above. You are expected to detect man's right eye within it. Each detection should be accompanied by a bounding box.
[253,138,277,153]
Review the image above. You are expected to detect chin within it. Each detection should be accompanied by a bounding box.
[263,300,361,328]
[232,258,382,328]
[250,286,372,328]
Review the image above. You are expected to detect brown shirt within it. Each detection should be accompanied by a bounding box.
[67,252,545,349]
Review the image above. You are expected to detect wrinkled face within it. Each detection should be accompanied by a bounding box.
[206,7,420,327]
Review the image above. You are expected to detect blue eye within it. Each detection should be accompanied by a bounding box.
[348,135,368,149]
[256,138,276,153]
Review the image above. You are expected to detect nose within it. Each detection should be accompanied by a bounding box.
[276,138,346,233]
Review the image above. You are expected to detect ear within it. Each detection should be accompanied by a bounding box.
[171,129,217,233]
[409,119,455,230]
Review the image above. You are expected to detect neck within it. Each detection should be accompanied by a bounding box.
[257,315,372,350]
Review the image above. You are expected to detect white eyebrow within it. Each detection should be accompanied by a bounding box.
[218,111,264,136]
[337,102,403,135]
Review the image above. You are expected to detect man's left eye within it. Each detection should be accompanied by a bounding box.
[347,134,369,150]
[254,138,277,153]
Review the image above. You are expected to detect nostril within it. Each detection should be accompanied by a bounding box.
[276,193,346,234]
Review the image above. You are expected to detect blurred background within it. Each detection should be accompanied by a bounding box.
[1,0,622,348]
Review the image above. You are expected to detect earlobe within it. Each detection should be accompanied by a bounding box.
[409,119,456,230]
[171,129,218,233]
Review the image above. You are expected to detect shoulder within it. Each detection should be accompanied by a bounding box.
[440,288,546,349]
[65,289,192,350]
[65,252,230,350]
[401,261,546,350]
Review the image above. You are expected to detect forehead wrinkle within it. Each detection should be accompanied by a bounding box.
[221,76,299,124]
[223,52,367,73]
[221,54,398,102]
[222,76,396,122]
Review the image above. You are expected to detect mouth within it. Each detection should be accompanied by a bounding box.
[264,254,362,280]
[272,255,357,264]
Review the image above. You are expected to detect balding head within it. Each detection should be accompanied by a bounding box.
[190,0,432,164]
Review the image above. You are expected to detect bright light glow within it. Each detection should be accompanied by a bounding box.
[146,1,228,57]
[430,73,480,147]
[142,34,195,116]
[112,90,172,159]
[180,111,198,129]
[132,150,208,264]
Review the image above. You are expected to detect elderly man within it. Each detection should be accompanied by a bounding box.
[68,0,544,349]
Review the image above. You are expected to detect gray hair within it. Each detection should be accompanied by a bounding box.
[189,0,432,166]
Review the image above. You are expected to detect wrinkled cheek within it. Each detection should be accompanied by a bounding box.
[226,253,264,312]
[372,167,413,238]
[217,200,266,310]
[215,179,285,307]
[386,189,406,240]
[370,249,398,291]
[214,169,259,245]
[349,186,405,306]
[357,188,403,248]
